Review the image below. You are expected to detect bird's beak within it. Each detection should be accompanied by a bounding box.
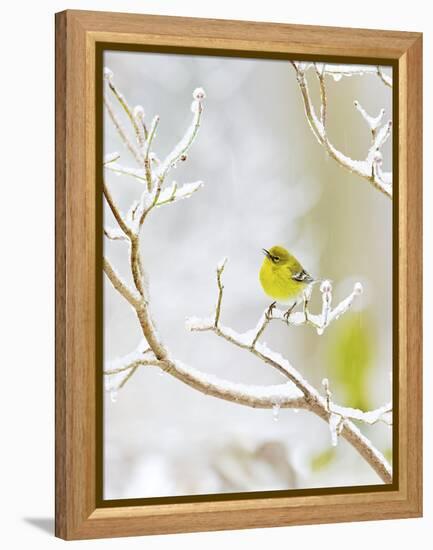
[262,248,271,259]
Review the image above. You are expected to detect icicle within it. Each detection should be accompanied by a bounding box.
[316,327,324,336]
[332,73,343,82]
[110,389,118,403]
[272,403,281,422]
[329,413,341,446]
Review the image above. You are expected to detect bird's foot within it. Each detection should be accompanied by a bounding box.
[265,301,277,320]
[283,302,297,323]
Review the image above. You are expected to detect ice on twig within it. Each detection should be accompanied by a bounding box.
[105,162,147,183]
[272,402,281,422]
[290,62,393,197]
[217,257,228,272]
[157,88,205,180]
[185,316,214,331]
[133,105,145,120]
[368,121,392,164]
[332,402,392,425]
[104,226,128,241]
[156,181,203,206]
[104,339,151,375]
[308,63,393,86]
[103,66,113,81]
[104,152,120,165]
[327,281,363,324]
[329,413,342,446]
[320,279,333,329]
[354,100,385,131]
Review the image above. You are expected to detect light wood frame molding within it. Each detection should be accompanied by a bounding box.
[55,9,422,540]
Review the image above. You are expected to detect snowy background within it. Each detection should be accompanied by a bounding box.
[103,51,393,499]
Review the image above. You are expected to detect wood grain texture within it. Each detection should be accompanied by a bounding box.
[55,9,423,540]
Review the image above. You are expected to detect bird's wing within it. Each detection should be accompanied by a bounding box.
[292,269,314,283]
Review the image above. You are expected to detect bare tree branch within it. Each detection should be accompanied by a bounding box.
[103,95,143,165]
[102,68,392,485]
[103,179,132,238]
[186,261,392,483]
[291,62,392,198]
[103,256,141,309]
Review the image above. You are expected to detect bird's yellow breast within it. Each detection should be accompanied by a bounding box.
[259,261,304,303]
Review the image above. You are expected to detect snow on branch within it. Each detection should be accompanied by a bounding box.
[105,162,148,183]
[103,67,206,240]
[322,378,392,447]
[188,261,363,341]
[291,62,392,198]
[261,279,363,335]
[155,87,206,182]
[296,63,393,87]
[155,181,204,207]
[104,226,127,241]
[102,69,392,485]
[185,259,392,482]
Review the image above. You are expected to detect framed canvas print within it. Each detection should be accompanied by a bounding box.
[55,10,422,540]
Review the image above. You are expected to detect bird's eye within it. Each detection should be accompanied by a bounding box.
[273,256,280,262]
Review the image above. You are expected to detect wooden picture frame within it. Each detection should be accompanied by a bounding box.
[55,9,422,540]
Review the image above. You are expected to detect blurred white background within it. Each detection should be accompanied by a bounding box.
[103,51,392,498]
[1,1,430,548]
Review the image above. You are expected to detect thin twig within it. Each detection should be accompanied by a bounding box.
[215,258,227,327]
[106,78,143,147]
[103,180,132,237]
[104,95,143,165]
[103,257,141,309]
[377,66,393,88]
[291,62,392,198]
[143,115,160,192]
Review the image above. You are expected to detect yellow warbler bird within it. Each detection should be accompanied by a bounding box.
[259,245,314,319]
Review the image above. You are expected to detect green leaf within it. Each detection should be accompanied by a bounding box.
[326,312,375,411]
[311,448,336,471]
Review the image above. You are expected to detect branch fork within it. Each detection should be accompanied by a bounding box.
[291,62,392,198]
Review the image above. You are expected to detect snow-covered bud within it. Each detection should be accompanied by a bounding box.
[133,105,145,120]
[354,282,363,295]
[193,87,206,100]
[217,257,228,273]
[103,67,113,81]
[373,149,383,164]
[320,280,332,294]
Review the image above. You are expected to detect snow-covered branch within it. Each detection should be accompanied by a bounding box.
[102,69,392,485]
[103,67,206,228]
[155,87,206,182]
[291,62,392,198]
[186,260,392,482]
[296,63,393,87]
[322,378,392,448]
[155,180,204,207]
